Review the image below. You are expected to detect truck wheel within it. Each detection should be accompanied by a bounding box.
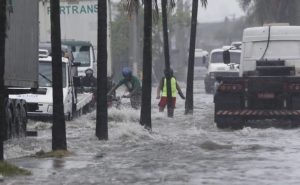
[4,99,13,140]
[12,101,22,138]
[18,102,27,137]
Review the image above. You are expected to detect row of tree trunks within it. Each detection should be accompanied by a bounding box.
[96,0,108,140]
[140,0,152,129]
[0,0,7,160]
[50,0,67,150]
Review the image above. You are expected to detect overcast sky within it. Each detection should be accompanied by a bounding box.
[112,0,245,23]
[198,0,245,23]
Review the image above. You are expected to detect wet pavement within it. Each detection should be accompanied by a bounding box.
[3,79,300,185]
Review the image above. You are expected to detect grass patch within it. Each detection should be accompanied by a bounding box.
[0,161,31,176]
[35,150,72,158]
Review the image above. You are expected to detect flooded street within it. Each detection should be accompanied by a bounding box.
[3,79,300,185]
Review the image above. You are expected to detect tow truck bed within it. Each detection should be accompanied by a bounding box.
[76,93,93,111]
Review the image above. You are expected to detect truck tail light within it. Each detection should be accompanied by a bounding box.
[288,84,300,92]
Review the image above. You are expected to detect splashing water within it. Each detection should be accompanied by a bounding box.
[4,80,300,185]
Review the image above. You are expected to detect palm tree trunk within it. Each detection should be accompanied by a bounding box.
[50,0,67,150]
[185,0,199,115]
[140,0,152,129]
[0,0,7,160]
[96,0,108,140]
[161,0,173,117]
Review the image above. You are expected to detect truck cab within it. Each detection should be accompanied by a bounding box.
[11,49,94,120]
[204,48,241,93]
[11,53,75,119]
[62,40,96,77]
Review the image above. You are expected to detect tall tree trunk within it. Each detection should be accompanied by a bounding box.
[140,0,152,129]
[161,0,173,117]
[131,9,139,76]
[96,0,108,140]
[107,0,113,77]
[0,0,7,160]
[50,0,67,150]
[185,0,199,114]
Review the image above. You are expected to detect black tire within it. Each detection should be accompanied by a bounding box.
[4,99,13,140]
[10,102,20,138]
[12,100,22,138]
[18,102,27,137]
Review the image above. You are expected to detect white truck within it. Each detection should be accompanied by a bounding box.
[214,25,300,128]
[11,49,94,121]
[3,0,39,139]
[39,0,112,76]
[204,48,241,93]
[61,40,96,77]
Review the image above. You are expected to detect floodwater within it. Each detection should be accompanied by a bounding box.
[3,77,300,185]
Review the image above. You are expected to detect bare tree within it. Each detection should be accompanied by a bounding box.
[0,0,7,160]
[185,0,207,114]
[50,0,67,150]
[96,0,108,140]
[140,0,153,129]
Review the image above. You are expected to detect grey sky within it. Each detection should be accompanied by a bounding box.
[111,0,245,23]
[198,0,245,22]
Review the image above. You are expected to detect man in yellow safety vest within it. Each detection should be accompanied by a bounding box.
[156,68,185,114]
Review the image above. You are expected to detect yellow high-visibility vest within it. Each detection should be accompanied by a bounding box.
[162,77,177,97]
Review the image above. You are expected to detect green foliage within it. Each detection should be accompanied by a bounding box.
[0,161,31,176]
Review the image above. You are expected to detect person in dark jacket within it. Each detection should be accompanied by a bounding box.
[81,68,97,88]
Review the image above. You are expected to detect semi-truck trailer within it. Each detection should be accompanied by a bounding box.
[214,25,300,129]
[4,0,39,139]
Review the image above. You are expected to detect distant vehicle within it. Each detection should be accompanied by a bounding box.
[4,0,39,139]
[204,48,241,93]
[194,49,209,67]
[62,40,96,77]
[214,25,300,128]
[193,49,209,80]
[11,50,94,121]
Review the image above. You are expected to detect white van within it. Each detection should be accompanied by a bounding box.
[204,48,241,93]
